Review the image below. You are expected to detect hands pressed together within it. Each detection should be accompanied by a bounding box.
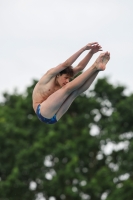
[85,42,102,54]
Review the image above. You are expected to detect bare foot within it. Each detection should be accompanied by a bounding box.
[94,51,110,71]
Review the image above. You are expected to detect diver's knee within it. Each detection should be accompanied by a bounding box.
[62,83,73,92]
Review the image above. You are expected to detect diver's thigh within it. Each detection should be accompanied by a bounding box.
[40,88,71,118]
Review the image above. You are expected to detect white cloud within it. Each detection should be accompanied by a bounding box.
[0,0,133,99]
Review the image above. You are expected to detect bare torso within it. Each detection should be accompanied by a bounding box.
[32,76,60,112]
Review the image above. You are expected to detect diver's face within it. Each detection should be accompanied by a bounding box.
[57,74,71,87]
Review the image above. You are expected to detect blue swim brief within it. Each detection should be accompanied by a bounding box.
[36,104,57,124]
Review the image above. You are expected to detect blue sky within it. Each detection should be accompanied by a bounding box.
[0,0,133,100]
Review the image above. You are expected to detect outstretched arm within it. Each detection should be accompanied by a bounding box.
[73,43,102,76]
[48,42,100,76]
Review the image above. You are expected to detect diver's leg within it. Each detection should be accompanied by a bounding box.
[56,71,98,120]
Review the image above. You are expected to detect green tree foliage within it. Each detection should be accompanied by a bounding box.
[0,78,133,200]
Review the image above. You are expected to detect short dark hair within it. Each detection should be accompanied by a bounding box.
[59,66,74,77]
